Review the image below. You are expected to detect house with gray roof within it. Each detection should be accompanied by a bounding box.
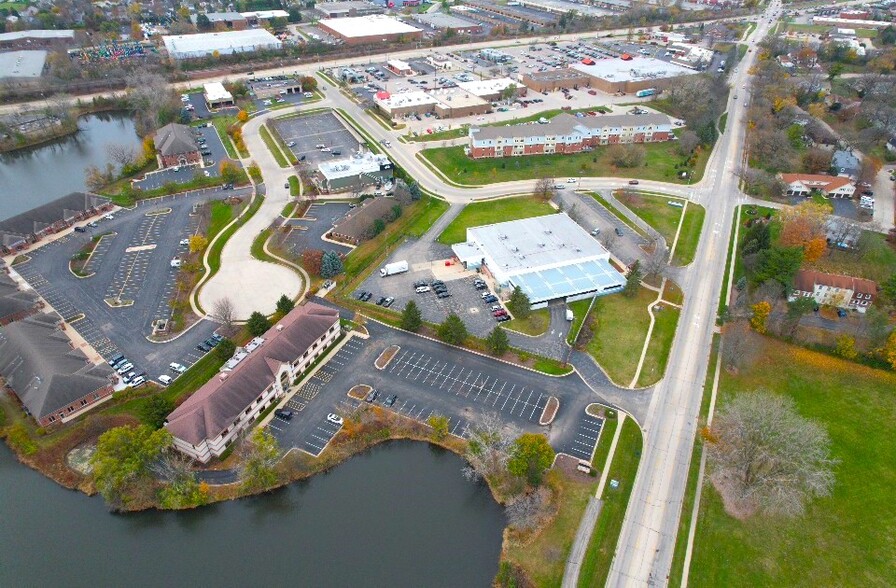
[0,311,115,427]
[831,149,861,180]
[165,303,341,463]
[0,192,110,252]
[153,122,201,168]
[0,266,41,325]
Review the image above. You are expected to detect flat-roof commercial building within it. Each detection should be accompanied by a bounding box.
[451,213,625,307]
[570,57,699,94]
[316,151,394,193]
[190,12,248,31]
[457,77,526,101]
[373,88,491,119]
[386,59,415,76]
[249,75,303,99]
[0,29,74,48]
[811,16,893,29]
[0,311,116,428]
[318,15,423,45]
[0,50,47,79]
[515,0,611,18]
[522,68,593,92]
[163,29,282,59]
[203,81,234,109]
[469,112,673,158]
[316,1,384,19]
[411,12,484,35]
[165,303,341,463]
[241,10,290,25]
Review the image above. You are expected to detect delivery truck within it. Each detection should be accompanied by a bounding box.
[380,260,409,277]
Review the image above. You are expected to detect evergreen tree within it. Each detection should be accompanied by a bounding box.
[486,326,510,356]
[401,300,422,332]
[625,260,643,297]
[320,251,344,278]
[247,311,270,336]
[275,294,295,316]
[507,286,531,319]
[437,313,468,345]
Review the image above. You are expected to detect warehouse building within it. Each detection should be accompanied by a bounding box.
[570,57,698,94]
[457,77,526,101]
[468,112,672,158]
[163,29,282,59]
[241,10,290,25]
[522,68,592,92]
[318,15,423,45]
[374,88,492,119]
[411,12,483,35]
[451,213,625,308]
[316,1,384,18]
[316,151,393,193]
[0,50,47,79]
[203,82,234,109]
[190,12,248,31]
[0,29,75,49]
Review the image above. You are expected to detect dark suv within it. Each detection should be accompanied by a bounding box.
[274,409,293,420]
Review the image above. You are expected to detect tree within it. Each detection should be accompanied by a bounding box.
[881,274,896,306]
[534,176,555,201]
[750,301,771,334]
[751,246,803,289]
[238,427,281,492]
[507,433,555,486]
[219,160,241,185]
[778,201,830,248]
[802,237,826,263]
[275,294,295,316]
[320,251,344,278]
[196,13,212,31]
[106,143,137,171]
[237,109,249,123]
[506,286,531,319]
[212,298,235,332]
[438,313,468,345]
[90,425,172,507]
[705,391,837,517]
[370,218,386,236]
[834,334,858,360]
[300,75,318,92]
[607,144,645,168]
[678,130,700,155]
[880,330,896,370]
[644,247,669,279]
[215,337,236,361]
[462,413,519,482]
[302,249,324,276]
[154,450,208,509]
[400,300,422,332]
[247,311,270,336]
[287,7,302,22]
[505,487,550,531]
[486,326,510,356]
[408,181,422,201]
[428,414,450,441]
[188,234,208,254]
[625,260,643,297]
[139,396,174,429]
[500,83,518,102]
[783,296,816,337]
[721,320,756,372]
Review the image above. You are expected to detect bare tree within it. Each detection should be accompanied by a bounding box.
[643,246,669,279]
[106,143,137,170]
[212,297,235,333]
[721,320,756,372]
[705,391,837,518]
[533,176,555,201]
[505,486,550,531]
[461,413,519,482]
[678,130,700,155]
[149,449,196,484]
[600,230,618,251]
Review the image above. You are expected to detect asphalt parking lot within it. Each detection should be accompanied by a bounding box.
[563,413,605,462]
[556,190,650,266]
[281,202,353,257]
[271,111,361,165]
[135,125,234,191]
[13,188,249,380]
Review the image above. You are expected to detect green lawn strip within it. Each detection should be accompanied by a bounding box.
[365,107,397,131]
[668,333,720,588]
[576,418,644,588]
[505,308,551,336]
[718,112,728,134]
[589,192,645,237]
[590,416,619,472]
[532,355,573,376]
[671,203,706,266]
[259,125,289,167]
[250,228,274,262]
[437,196,556,245]
[288,175,300,197]
[210,116,240,159]
[405,197,450,238]
[662,280,684,306]
[265,123,297,166]
[615,191,684,242]
[208,200,236,239]
[718,206,741,322]
[688,338,896,587]
[104,169,250,205]
[207,194,264,277]
[420,140,706,186]
[584,286,654,385]
[636,304,680,387]
[567,298,594,345]
[505,471,601,587]
[807,231,896,283]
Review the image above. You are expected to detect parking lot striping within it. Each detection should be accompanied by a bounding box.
[124,244,156,253]
[529,393,545,419]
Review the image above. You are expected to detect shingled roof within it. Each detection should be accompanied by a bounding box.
[164,303,340,446]
[154,122,198,157]
[0,312,114,421]
[0,192,109,247]
[0,269,40,322]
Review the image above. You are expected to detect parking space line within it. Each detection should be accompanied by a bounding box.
[518,390,534,417]
[439,365,456,389]
[529,393,545,420]
[500,385,515,409]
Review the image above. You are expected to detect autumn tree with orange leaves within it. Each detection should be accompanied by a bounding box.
[778,201,831,262]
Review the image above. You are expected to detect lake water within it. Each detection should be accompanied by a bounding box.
[0,112,141,221]
[0,441,505,587]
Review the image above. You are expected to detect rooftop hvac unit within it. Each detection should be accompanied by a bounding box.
[545,229,552,234]
[511,246,519,251]
[538,243,545,247]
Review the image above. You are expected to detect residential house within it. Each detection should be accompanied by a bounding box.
[831,149,861,180]
[779,173,856,198]
[153,123,201,169]
[789,269,877,313]
[0,312,116,427]
[468,113,673,159]
[164,303,341,463]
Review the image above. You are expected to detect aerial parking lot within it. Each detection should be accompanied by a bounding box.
[134,125,236,191]
[12,188,250,381]
[281,202,353,258]
[270,111,362,165]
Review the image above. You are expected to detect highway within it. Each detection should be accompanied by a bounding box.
[605,3,780,586]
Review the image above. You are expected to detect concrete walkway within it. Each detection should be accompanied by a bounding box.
[197,111,306,320]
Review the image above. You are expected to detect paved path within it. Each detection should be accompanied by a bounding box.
[197,112,304,320]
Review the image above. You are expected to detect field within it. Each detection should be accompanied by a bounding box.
[807,231,896,283]
[583,287,654,386]
[506,308,551,336]
[437,196,555,245]
[687,337,896,587]
[637,303,680,387]
[420,139,708,186]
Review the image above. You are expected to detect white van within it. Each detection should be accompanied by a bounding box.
[159,374,173,386]
[170,258,182,268]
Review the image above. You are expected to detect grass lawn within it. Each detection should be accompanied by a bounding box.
[421,139,708,186]
[672,203,706,266]
[687,338,896,587]
[506,308,551,336]
[208,200,235,238]
[577,418,644,587]
[259,125,288,167]
[405,197,450,238]
[583,287,654,386]
[636,303,680,387]
[590,192,645,236]
[567,298,594,345]
[807,231,896,283]
[437,196,556,245]
[615,191,684,243]
[719,113,728,134]
[505,469,600,587]
[662,280,684,305]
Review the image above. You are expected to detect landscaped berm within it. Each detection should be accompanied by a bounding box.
[688,337,896,587]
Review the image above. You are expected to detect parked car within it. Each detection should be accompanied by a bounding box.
[196,343,210,352]
[116,362,134,375]
[416,286,431,293]
[591,228,600,236]
[74,226,87,233]
[496,315,511,322]
[158,375,173,386]
[615,227,624,237]
[204,338,219,348]
[365,388,379,403]
[88,221,98,228]
[413,280,428,288]
[384,394,397,407]
[275,409,294,420]
[169,362,187,373]
[362,292,373,302]
[484,295,498,303]
[493,309,508,317]
[356,290,368,300]
[383,297,395,307]
[437,292,451,299]
[327,413,344,425]
[130,376,146,388]
[376,296,387,305]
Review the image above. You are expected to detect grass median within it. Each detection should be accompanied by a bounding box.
[259,125,289,168]
[437,196,555,245]
[636,303,680,387]
[505,308,550,337]
[581,286,654,386]
[672,204,705,266]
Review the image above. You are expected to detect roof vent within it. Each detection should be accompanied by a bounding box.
[538,242,545,247]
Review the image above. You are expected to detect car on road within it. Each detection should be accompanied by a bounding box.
[159,375,173,386]
[553,184,566,190]
[275,409,294,420]
[169,362,187,374]
[384,394,397,407]
[566,178,577,183]
[365,389,379,403]
[628,180,639,185]
[326,413,344,425]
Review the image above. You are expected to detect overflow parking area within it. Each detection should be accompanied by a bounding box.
[270,111,362,165]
